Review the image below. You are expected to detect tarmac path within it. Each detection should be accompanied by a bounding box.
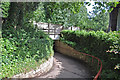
[37,52,93,79]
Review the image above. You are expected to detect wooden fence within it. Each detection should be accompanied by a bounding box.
[34,22,80,39]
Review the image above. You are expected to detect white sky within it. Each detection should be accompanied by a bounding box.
[85,1,95,13]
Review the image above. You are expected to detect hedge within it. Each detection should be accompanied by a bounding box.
[60,30,120,79]
[1,27,54,78]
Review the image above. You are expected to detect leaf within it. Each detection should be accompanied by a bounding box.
[102,10,106,13]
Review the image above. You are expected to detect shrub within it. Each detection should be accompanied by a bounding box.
[60,30,119,56]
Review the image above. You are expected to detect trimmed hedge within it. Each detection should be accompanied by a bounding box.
[61,30,119,57]
[60,30,120,79]
[1,27,54,78]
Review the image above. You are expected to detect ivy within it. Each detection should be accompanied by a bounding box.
[1,26,53,78]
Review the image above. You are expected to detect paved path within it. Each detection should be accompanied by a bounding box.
[37,52,93,79]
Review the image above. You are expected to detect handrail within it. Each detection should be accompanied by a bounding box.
[55,41,102,80]
[79,52,102,80]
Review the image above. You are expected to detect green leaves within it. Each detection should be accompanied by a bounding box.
[0,2,10,18]
[108,8,114,12]
[1,26,53,78]
[91,2,120,13]
[42,2,84,27]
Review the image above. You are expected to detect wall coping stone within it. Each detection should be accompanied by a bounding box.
[12,56,54,78]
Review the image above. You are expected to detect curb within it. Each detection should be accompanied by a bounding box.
[12,56,54,78]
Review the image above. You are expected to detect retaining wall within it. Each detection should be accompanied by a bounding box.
[12,56,54,78]
[55,40,87,61]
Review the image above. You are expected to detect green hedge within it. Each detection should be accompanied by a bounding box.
[61,30,119,57]
[60,30,120,79]
[1,27,53,78]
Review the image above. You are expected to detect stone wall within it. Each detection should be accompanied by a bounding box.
[55,41,87,62]
[12,56,54,78]
[54,40,101,69]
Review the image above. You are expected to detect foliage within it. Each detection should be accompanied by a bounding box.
[1,2,120,30]
[85,2,120,31]
[2,2,40,29]
[31,2,46,22]
[1,2,112,31]
[42,2,85,27]
[1,2,120,79]
[32,2,109,31]
[1,26,53,78]
[60,30,118,56]
[87,9,109,31]
[1,2,54,78]
[68,5,88,28]
[107,31,120,54]
[60,30,120,79]
[86,2,120,13]
[107,31,120,70]
[0,2,10,18]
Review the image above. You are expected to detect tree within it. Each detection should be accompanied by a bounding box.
[88,6,109,31]
[89,2,120,31]
[108,3,120,31]
[31,2,46,22]
[42,2,84,27]
[68,5,88,28]
[2,2,40,29]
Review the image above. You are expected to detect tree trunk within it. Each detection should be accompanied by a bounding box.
[7,2,18,27]
[7,2,40,29]
[17,2,24,28]
[108,4,120,31]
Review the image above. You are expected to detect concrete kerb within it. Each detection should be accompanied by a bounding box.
[12,56,54,78]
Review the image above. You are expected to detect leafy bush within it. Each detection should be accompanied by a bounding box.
[108,31,120,71]
[60,30,120,79]
[0,2,10,18]
[1,26,53,78]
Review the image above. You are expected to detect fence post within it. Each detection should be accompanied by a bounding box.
[54,27,56,38]
[48,23,50,35]
[71,27,72,30]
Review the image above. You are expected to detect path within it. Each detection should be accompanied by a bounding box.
[37,52,93,79]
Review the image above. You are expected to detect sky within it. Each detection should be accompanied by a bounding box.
[85,1,95,14]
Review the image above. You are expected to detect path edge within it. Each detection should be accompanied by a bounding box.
[12,56,54,78]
